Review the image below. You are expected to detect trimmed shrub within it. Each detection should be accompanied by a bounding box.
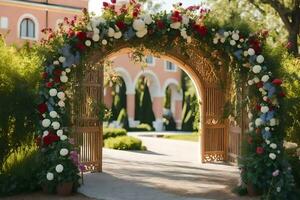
[117,108,129,130]
[129,123,153,132]
[103,128,127,140]
[104,136,146,150]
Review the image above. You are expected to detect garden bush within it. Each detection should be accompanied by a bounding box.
[284,141,300,188]
[104,136,146,150]
[128,123,153,132]
[0,144,42,196]
[103,128,127,140]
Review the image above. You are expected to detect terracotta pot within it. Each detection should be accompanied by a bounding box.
[56,182,73,196]
[247,182,258,196]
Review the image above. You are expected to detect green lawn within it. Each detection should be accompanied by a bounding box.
[163,133,199,142]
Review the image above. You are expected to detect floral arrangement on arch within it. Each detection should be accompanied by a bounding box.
[36,0,294,198]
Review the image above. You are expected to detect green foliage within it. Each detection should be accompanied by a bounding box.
[110,78,127,121]
[0,37,41,170]
[104,136,146,150]
[285,147,300,188]
[129,123,153,132]
[0,144,41,196]
[163,132,199,142]
[103,128,127,140]
[117,108,129,130]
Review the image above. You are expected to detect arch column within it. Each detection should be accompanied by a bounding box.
[152,96,164,131]
[126,91,139,127]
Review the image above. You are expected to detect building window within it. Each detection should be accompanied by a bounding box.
[146,56,155,66]
[20,18,35,39]
[0,17,8,29]
[165,61,177,72]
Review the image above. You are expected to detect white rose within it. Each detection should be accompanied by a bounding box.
[248,48,255,56]
[43,130,49,137]
[223,32,229,37]
[102,39,108,45]
[92,34,100,42]
[57,92,65,100]
[265,127,270,131]
[60,148,69,156]
[248,112,253,119]
[270,143,277,149]
[243,51,248,57]
[58,56,66,63]
[133,19,146,31]
[253,77,260,83]
[93,28,100,34]
[49,111,58,118]
[230,40,236,46]
[55,164,64,173]
[170,22,181,29]
[180,29,187,38]
[256,55,264,63]
[58,100,65,107]
[136,28,148,38]
[232,33,239,41]
[61,71,66,76]
[85,40,91,47]
[49,89,57,97]
[269,153,276,160]
[213,38,218,44]
[249,122,253,129]
[276,187,281,192]
[53,60,60,65]
[247,80,254,85]
[51,121,60,130]
[65,68,71,73]
[261,75,269,82]
[270,118,277,126]
[60,75,68,83]
[186,36,192,44]
[107,27,115,37]
[263,96,268,101]
[265,140,270,145]
[143,14,152,25]
[114,31,122,39]
[42,119,51,128]
[252,65,262,74]
[57,129,63,136]
[220,38,225,43]
[60,135,68,141]
[46,172,54,181]
[255,118,262,127]
[182,15,189,25]
[261,106,269,113]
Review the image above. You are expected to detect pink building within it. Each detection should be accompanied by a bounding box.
[0,0,183,131]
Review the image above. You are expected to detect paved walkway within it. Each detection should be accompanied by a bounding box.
[79,136,256,200]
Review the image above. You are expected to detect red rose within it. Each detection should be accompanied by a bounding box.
[256,104,261,111]
[116,21,126,30]
[272,79,282,86]
[68,29,75,38]
[249,38,261,53]
[256,146,264,154]
[38,103,47,114]
[132,10,139,17]
[35,136,42,147]
[111,0,116,3]
[75,43,86,51]
[156,20,165,29]
[53,69,62,76]
[278,92,286,97]
[46,82,54,88]
[195,25,208,37]
[41,72,48,79]
[103,2,109,7]
[54,77,60,83]
[43,133,60,146]
[76,31,87,41]
[256,81,263,88]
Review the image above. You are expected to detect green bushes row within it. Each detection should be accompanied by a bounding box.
[128,123,153,132]
[103,128,127,140]
[104,136,146,151]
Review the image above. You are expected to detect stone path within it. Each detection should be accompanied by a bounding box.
[79,136,257,200]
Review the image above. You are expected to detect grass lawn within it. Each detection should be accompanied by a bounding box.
[163,133,199,142]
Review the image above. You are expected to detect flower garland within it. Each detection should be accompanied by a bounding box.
[37,0,294,197]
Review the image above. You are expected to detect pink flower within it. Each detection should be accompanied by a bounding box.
[272,170,280,177]
[256,146,264,154]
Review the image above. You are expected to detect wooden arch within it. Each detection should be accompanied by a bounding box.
[72,41,242,171]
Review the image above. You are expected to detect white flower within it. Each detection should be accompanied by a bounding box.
[43,130,49,137]
[232,33,239,40]
[55,164,64,173]
[247,80,254,85]
[49,111,58,118]
[283,141,298,149]
[263,96,268,101]
[213,38,218,44]
[252,65,262,74]
[270,143,277,149]
[61,71,66,76]
[85,40,91,47]
[269,153,277,160]
[46,172,54,181]
[57,129,63,136]
[93,28,100,34]
[248,48,255,56]
[114,31,122,39]
[240,38,244,42]
[248,112,253,119]
[92,34,100,42]
[86,23,93,31]
[102,39,108,45]
[261,75,269,82]
[58,56,66,63]
[42,119,51,128]
[143,14,152,25]
[60,135,68,141]
[60,75,68,83]
[276,187,281,192]
[58,100,65,107]
[108,27,115,37]
[256,55,264,63]
[136,28,148,38]
[249,122,253,129]
[261,106,269,113]
[265,127,270,131]
[265,140,270,145]
[65,68,71,73]
[182,15,189,25]
[53,60,60,65]
[51,121,60,130]
[243,51,248,57]
[133,19,146,31]
[57,92,65,100]
[60,148,69,156]
[270,118,277,126]
[255,118,262,126]
[223,32,229,37]
[49,89,58,97]
[180,29,187,38]
[230,40,236,46]
[252,77,259,83]
[220,38,225,43]
[186,36,192,44]
[170,22,181,29]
